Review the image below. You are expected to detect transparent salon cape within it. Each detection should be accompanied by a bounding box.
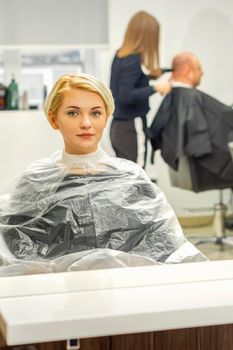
[0,150,207,276]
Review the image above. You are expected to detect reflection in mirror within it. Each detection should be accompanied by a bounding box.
[0,1,233,269]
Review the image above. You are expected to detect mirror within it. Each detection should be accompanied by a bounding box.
[0,0,233,264]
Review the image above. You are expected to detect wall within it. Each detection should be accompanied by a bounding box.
[0,111,63,193]
[0,0,108,46]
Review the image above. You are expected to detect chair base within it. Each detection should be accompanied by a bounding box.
[188,201,233,248]
[195,236,233,247]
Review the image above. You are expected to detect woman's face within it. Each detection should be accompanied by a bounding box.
[49,88,108,154]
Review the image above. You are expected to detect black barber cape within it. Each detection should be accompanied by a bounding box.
[149,87,233,192]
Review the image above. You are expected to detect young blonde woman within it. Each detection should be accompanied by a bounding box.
[110,11,171,168]
[0,73,206,275]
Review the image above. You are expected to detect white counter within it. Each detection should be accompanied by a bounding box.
[1,260,233,345]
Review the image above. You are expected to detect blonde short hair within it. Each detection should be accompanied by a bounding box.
[44,73,115,118]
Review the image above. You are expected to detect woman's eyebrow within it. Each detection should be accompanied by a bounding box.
[65,106,104,109]
[65,106,81,109]
[91,106,104,110]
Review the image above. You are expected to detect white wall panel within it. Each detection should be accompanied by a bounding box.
[0,0,108,46]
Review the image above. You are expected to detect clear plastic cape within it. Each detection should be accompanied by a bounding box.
[0,149,207,276]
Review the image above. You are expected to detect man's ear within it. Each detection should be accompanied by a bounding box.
[48,111,59,130]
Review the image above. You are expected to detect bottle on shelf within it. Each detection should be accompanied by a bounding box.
[6,77,19,110]
[0,82,7,110]
[20,90,28,110]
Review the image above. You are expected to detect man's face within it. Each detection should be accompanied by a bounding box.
[190,57,203,87]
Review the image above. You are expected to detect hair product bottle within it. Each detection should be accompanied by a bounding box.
[6,77,19,110]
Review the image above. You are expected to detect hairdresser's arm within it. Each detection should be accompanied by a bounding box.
[118,55,171,105]
[118,55,155,105]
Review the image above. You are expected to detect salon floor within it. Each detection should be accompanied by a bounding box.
[182,219,233,261]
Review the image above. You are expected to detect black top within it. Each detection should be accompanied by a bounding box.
[110,53,154,120]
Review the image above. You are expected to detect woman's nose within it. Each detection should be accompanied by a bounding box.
[80,115,91,129]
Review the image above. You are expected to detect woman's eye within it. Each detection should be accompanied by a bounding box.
[67,111,78,117]
[91,111,101,117]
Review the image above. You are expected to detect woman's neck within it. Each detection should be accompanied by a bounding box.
[61,147,107,167]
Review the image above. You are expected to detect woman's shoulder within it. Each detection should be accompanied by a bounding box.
[13,151,64,189]
[114,52,141,64]
[26,150,62,172]
[107,155,145,176]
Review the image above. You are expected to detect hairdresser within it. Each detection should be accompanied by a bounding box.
[110,11,171,168]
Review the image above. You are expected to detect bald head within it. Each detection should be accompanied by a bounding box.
[172,52,203,87]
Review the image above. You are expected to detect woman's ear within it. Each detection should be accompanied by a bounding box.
[48,111,59,130]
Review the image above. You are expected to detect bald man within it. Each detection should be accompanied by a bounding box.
[171,52,203,88]
[149,52,233,192]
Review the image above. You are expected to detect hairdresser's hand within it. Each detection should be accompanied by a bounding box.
[154,80,172,95]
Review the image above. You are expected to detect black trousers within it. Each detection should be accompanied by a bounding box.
[110,117,148,168]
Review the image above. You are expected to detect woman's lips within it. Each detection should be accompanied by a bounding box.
[77,133,94,139]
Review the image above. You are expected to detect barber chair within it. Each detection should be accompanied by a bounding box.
[149,86,233,248]
[169,156,233,247]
